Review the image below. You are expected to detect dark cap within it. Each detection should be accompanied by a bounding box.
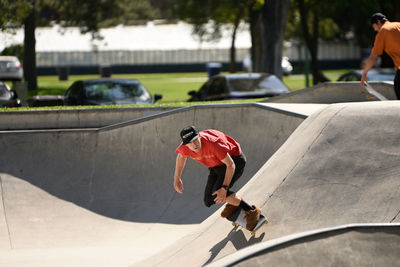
[371,13,387,25]
[180,126,199,145]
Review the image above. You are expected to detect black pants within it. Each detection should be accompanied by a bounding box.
[395,69,400,100]
[203,154,246,207]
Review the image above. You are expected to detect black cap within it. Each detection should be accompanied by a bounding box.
[371,13,386,25]
[180,126,199,145]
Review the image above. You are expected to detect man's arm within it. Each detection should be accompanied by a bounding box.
[173,153,187,194]
[213,153,235,203]
[361,53,379,87]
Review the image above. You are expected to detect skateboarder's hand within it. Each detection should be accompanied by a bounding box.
[174,178,184,194]
[360,73,368,87]
[212,188,227,203]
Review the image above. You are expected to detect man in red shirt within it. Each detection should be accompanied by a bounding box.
[174,126,261,230]
[361,13,400,98]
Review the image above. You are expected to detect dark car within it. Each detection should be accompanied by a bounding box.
[338,68,396,82]
[64,78,162,106]
[0,81,21,108]
[188,73,290,101]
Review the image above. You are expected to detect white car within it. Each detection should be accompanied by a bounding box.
[243,55,293,76]
[0,56,23,81]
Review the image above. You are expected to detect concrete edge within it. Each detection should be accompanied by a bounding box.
[99,103,309,131]
[0,103,309,134]
[263,81,394,103]
[207,223,400,267]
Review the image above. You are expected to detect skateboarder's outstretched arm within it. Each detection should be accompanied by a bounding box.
[361,53,378,87]
[173,153,187,194]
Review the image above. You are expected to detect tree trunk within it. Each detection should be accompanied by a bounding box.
[23,2,37,91]
[297,0,329,85]
[229,14,240,73]
[229,7,245,73]
[249,6,262,72]
[258,0,291,78]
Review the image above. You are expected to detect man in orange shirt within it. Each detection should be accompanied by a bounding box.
[361,13,400,99]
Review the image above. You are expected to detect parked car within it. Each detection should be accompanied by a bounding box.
[64,78,162,106]
[188,73,290,101]
[27,95,65,107]
[338,68,396,82]
[243,55,293,76]
[0,81,21,108]
[0,56,23,81]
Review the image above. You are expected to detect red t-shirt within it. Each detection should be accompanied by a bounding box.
[175,129,242,167]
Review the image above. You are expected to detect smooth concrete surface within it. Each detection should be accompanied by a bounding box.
[0,107,174,130]
[0,103,309,266]
[265,81,396,103]
[260,103,327,116]
[135,101,400,267]
[208,224,400,267]
[0,173,196,266]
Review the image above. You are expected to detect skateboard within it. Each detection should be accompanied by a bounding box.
[226,208,268,236]
[364,82,388,101]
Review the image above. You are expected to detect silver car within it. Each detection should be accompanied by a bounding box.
[0,56,23,81]
[188,73,290,101]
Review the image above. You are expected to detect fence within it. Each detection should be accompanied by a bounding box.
[36,41,362,67]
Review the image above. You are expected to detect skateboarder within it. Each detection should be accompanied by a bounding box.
[173,126,261,230]
[361,13,400,99]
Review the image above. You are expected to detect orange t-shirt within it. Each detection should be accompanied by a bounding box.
[175,129,242,168]
[372,21,400,69]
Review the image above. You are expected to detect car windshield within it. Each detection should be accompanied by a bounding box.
[227,74,287,92]
[84,81,151,102]
[227,75,263,92]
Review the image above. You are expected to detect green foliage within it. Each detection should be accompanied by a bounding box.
[0,44,24,62]
[0,0,31,29]
[173,0,253,41]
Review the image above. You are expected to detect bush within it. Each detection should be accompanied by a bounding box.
[1,44,24,63]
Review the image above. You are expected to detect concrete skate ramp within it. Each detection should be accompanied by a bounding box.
[210,224,400,266]
[265,81,396,103]
[136,102,400,267]
[0,103,310,265]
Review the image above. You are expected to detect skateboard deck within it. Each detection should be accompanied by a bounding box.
[226,208,268,236]
[364,82,388,101]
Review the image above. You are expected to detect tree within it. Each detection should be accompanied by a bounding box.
[328,0,400,68]
[0,0,30,30]
[2,0,161,90]
[23,0,37,90]
[252,0,290,77]
[211,0,249,73]
[173,0,252,73]
[287,0,400,85]
[173,0,291,76]
[1,0,128,90]
[294,0,330,84]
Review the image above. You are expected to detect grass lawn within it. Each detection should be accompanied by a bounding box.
[30,69,349,104]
